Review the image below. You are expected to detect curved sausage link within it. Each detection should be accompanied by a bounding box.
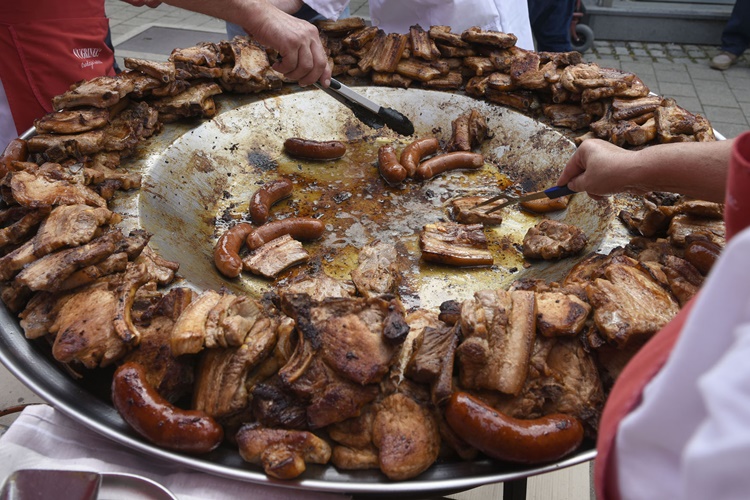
[400,137,440,178]
[378,144,408,185]
[283,138,346,160]
[445,392,584,464]
[249,178,293,225]
[214,222,254,278]
[112,362,224,454]
[415,152,484,180]
[246,217,325,250]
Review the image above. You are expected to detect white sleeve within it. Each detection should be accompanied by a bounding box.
[682,318,750,500]
[303,0,351,20]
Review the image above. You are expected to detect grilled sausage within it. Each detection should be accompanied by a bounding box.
[112,362,223,454]
[400,137,439,177]
[214,222,254,278]
[520,196,570,213]
[378,144,408,185]
[415,152,484,180]
[283,138,346,160]
[249,178,293,225]
[684,238,722,275]
[445,392,584,464]
[0,138,28,176]
[246,217,325,250]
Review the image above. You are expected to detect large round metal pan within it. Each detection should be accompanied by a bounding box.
[2,86,630,495]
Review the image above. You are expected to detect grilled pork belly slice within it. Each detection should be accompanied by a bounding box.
[52,76,134,111]
[56,252,128,292]
[523,219,587,260]
[27,129,106,157]
[461,26,517,48]
[372,392,440,481]
[450,196,505,225]
[668,213,725,247]
[535,291,591,337]
[371,71,413,88]
[8,165,107,208]
[350,241,401,298]
[372,33,409,73]
[457,289,536,396]
[586,261,679,347]
[315,16,367,36]
[0,241,36,281]
[280,274,356,300]
[242,234,310,279]
[395,58,442,82]
[34,108,110,135]
[542,104,593,131]
[429,26,471,48]
[423,70,463,89]
[0,207,49,250]
[237,423,332,480]
[170,290,223,355]
[343,25,380,51]
[662,255,703,306]
[409,322,460,406]
[612,96,664,121]
[420,222,493,267]
[446,108,489,152]
[32,204,113,257]
[485,88,539,112]
[409,24,441,61]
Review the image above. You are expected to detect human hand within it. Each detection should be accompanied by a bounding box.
[120,0,162,7]
[556,139,636,200]
[244,7,331,86]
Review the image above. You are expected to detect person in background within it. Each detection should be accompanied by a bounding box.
[710,0,749,70]
[527,0,576,52]
[0,0,117,145]
[558,133,750,500]
[122,0,331,87]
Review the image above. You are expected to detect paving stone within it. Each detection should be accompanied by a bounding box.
[654,69,690,84]
[632,48,649,57]
[658,82,698,98]
[650,50,666,58]
[688,66,730,82]
[709,122,748,139]
[731,86,750,104]
[614,46,630,55]
[669,96,702,115]
[703,106,748,125]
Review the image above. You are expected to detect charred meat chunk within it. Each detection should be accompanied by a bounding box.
[523,219,587,260]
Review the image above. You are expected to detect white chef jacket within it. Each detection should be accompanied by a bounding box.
[306,0,534,51]
[616,225,750,500]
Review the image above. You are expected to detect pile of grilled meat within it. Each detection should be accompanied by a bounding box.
[0,21,725,481]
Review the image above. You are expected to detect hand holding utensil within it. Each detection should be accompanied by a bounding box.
[474,185,576,214]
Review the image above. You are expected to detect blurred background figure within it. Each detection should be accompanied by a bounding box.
[527,0,576,52]
[710,0,749,70]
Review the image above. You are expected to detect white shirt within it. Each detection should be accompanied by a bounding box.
[306,0,534,51]
[616,226,750,500]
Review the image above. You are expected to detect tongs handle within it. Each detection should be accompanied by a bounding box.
[478,185,576,214]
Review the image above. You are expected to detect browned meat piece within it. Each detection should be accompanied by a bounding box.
[409,24,441,61]
[237,423,332,479]
[446,108,489,152]
[612,96,664,121]
[655,98,700,143]
[523,219,588,260]
[19,290,72,339]
[463,57,495,76]
[251,378,309,430]
[586,261,679,347]
[343,25,380,51]
[465,74,491,97]
[33,204,112,257]
[0,207,49,250]
[119,71,165,98]
[0,241,36,281]
[123,287,195,403]
[332,445,380,470]
[101,101,160,152]
[461,26,517,48]
[624,236,676,263]
[193,313,280,420]
[170,289,223,355]
[27,129,106,157]
[539,51,583,66]
[510,51,548,90]
[422,71,463,89]
[328,405,375,448]
[8,165,107,208]
[280,274,356,300]
[407,322,460,405]
[124,57,176,82]
[356,29,386,72]
[34,108,110,135]
[173,61,223,80]
[395,58,442,82]
[542,104,592,131]
[242,234,310,279]
[15,230,123,292]
[435,42,476,58]
[52,76,134,110]
[662,255,703,306]
[535,291,591,337]
[607,118,657,147]
[618,198,672,238]
[457,289,536,396]
[485,88,539,112]
[350,241,401,298]
[487,71,517,91]
[149,82,222,122]
[420,222,493,267]
[371,72,413,88]
[56,252,128,292]
[204,294,262,348]
[316,16,366,35]
[429,26,471,48]
[220,37,271,83]
[449,196,504,225]
[660,199,724,219]
[371,33,408,73]
[560,63,635,93]
[372,393,440,480]
[170,41,224,67]
[668,213,725,247]
[693,114,716,142]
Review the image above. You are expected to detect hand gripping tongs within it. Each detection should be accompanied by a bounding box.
[474,185,576,214]
[314,78,415,136]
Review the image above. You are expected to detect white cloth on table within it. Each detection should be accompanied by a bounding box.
[304,0,534,50]
[0,404,349,500]
[616,226,750,500]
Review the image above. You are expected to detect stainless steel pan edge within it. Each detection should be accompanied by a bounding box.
[0,87,612,495]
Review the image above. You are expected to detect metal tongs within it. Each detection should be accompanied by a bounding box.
[474,185,576,214]
[314,78,415,136]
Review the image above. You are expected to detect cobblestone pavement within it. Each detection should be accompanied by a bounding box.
[105,0,749,138]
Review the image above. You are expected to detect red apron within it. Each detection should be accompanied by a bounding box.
[0,1,115,135]
[595,131,750,500]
